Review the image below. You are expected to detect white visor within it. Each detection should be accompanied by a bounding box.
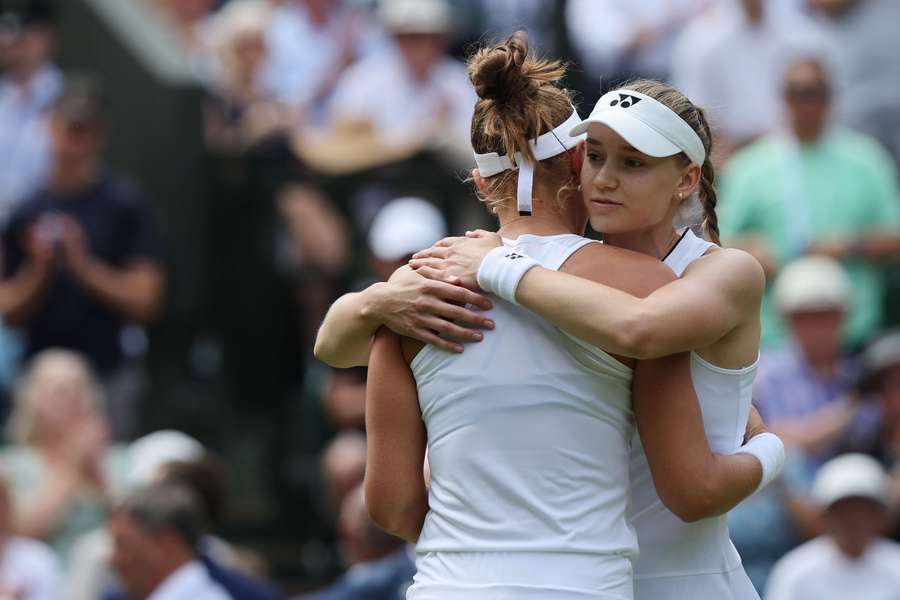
[473,108,584,215]
[570,90,706,166]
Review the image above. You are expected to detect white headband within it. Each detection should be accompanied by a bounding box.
[473,108,584,215]
[570,90,706,166]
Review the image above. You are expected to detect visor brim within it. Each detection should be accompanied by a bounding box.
[570,112,683,158]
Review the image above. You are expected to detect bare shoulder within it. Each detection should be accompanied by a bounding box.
[562,242,676,299]
[687,247,766,300]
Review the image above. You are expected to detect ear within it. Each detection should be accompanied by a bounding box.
[676,163,702,200]
[570,142,585,180]
[472,168,490,200]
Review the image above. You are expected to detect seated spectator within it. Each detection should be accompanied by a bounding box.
[69,430,279,600]
[204,0,291,152]
[0,76,165,439]
[0,0,61,225]
[0,349,126,567]
[755,257,879,465]
[297,483,414,600]
[720,54,900,348]
[297,0,476,174]
[262,0,386,118]
[321,430,367,519]
[854,330,900,482]
[0,470,62,598]
[765,453,900,600]
[108,483,230,600]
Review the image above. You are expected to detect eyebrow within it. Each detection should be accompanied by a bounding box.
[586,138,638,152]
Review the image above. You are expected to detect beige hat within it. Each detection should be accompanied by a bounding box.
[368,197,447,262]
[773,255,851,315]
[378,0,452,35]
[811,453,890,508]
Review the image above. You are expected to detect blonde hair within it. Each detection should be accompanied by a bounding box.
[467,32,579,213]
[615,79,720,244]
[8,349,103,445]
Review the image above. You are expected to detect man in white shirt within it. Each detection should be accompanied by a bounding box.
[109,483,230,600]
[0,473,62,600]
[765,453,900,600]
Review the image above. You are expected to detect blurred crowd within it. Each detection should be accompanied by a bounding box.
[1,0,900,596]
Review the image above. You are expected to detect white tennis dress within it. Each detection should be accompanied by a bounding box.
[408,233,638,600]
[629,229,760,600]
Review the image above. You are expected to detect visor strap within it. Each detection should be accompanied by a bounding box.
[517,157,534,216]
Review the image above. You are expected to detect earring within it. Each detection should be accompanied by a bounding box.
[678,192,684,200]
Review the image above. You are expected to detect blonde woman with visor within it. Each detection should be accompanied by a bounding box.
[315,35,781,599]
[409,80,780,599]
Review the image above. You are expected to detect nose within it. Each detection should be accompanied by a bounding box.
[591,160,618,192]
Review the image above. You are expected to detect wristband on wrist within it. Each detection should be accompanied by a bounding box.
[477,246,540,305]
[736,432,786,494]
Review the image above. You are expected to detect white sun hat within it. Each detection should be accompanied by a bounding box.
[125,430,205,490]
[368,197,448,262]
[773,256,851,315]
[379,0,452,35]
[570,89,706,166]
[811,453,890,509]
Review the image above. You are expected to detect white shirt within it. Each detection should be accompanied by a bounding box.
[0,65,61,224]
[409,234,637,598]
[147,561,230,600]
[328,46,476,150]
[0,536,63,600]
[766,537,900,600]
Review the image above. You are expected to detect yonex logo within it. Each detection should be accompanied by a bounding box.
[505,252,526,260]
[610,93,642,108]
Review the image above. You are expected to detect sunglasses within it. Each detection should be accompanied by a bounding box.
[785,85,830,100]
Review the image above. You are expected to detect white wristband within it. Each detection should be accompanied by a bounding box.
[477,246,540,305]
[736,432,786,494]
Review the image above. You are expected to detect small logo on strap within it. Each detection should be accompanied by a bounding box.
[505,252,526,260]
[610,93,642,108]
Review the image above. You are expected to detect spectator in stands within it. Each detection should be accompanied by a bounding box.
[0,76,165,438]
[262,0,385,119]
[204,0,291,152]
[297,483,414,600]
[1,349,127,566]
[671,0,817,155]
[854,330,900,479]
[0,471,63,599]
[566,0,707,86]
[754,257,878,465]
[298,0,475,174]
[108,483,230,600]
[720,55,900,348]
[150,0,216,51]
[320,430,367,518]
[0,0,60,225]
[765,453,900,600]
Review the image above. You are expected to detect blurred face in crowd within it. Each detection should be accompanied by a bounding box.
[824,496,889,558]
[581,124,698,237]
[154,0,215,26]
[26,355,99,445]
[395,33,446,81]
[49,113,104,165]
[0,24,54,81]
[879,363,900,428]
[109,511,168,598]
[784,60,832,142]
[740,0,764,23]
[786,309,844,367]
[232,30,267,83]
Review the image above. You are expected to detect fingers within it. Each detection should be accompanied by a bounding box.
[418,315,483,343]
[408,257,445,271]
[410,329,464,354]
[432,236,466,248]
[430,281,493,312]
[414,265,461,286]
[466,229,492,239]
[432,301,494,330]
[411,246,450,260]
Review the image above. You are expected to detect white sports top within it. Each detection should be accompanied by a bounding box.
[410,234,638,595]
[629,229,758,580]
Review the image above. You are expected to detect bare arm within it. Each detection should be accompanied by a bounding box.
[314,266,493,368]
[68,259,165,322]
[364,328,428,543]
[634,352,762,522]
[411,236,764,360]
[0,260,52,326]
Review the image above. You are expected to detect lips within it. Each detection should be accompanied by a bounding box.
[589,197,623,208]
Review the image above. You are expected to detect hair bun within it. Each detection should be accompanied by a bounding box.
[469,32,547,105]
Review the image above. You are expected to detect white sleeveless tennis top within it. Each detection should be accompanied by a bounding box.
[629,229,760,600]
[409,233,638,600]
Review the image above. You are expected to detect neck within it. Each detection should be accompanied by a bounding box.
[495,192,583,239]
[51,159,99,191]
[142,553,194,599]
[604,224,680,260]
[794,126,824,145]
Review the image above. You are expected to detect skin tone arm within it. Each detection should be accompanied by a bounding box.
[314,266,493,369]
[364,328,428,543]
[410,233,765,361]
[0,228,54,326]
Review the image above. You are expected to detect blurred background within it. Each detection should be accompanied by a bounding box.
[0,0,899,597]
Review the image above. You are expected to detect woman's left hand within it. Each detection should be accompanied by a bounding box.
[409,230,502,291]
[744,406,769,444]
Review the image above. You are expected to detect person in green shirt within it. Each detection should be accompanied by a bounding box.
[720,55,900,349]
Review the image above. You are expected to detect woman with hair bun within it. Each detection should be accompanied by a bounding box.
[350,34,772,599]
[409,76,773,600]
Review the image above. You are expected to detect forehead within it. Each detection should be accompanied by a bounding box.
[786,61,827,86]
[585,123,633,150]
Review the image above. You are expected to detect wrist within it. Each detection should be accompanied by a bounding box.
[360,282,388,324]
[476,246,540,304]
[736,432,786,494]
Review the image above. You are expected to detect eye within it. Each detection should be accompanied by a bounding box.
[624,158,644,168]
[587,151,605,164]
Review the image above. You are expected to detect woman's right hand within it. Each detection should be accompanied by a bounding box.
[366,266,494,353]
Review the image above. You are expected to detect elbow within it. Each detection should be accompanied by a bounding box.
[658,485,719,524]
[313,331,351,369]
[365,482,425,543]
[613,313,659,359]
